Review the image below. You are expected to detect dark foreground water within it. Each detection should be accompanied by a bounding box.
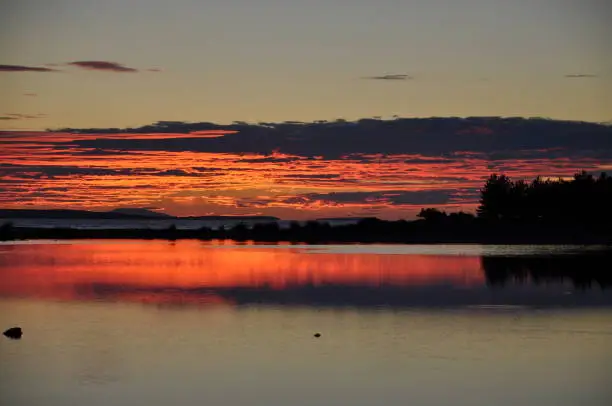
[1,241,611,406]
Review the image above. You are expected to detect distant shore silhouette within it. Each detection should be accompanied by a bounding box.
[1,172,611,244]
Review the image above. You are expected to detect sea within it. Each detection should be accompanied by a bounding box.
[1,240,611,406]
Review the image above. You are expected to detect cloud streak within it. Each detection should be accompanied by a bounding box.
[564,74,598,78]
[67,61,139,72]
[362,74,412,80]
[282,190,460,206]
[0,113,45,120]
[0,64,56,72]
[2,61,160,74]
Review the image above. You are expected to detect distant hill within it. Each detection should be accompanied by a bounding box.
[0,208,279,221]
[110,208,172,218]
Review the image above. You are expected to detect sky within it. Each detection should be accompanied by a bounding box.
[1,0,611,219]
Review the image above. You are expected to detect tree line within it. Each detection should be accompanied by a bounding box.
[477,171,612,225]
[417,171,612,227]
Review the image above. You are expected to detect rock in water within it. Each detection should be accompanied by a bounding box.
[3,327,23,339]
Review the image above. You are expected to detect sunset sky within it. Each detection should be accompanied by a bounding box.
[1,0,611,219]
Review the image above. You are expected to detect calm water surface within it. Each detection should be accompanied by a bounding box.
[1,241,611,406]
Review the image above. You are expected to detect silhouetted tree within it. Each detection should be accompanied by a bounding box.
[448,211,475,224]
[417,208,448,222]
[477,174,513,221]
[0,222,14,241]
[477,171,612,227]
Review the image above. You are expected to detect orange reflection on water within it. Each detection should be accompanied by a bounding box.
[0,240,485,305]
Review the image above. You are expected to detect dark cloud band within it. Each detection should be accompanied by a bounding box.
[54,117,612,160]
[67,61,139,72]
[0,64,56,72]
[363,74,412,80]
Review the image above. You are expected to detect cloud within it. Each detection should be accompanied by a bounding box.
[238,156,301,164]
[0,113,45,120]
[67,61,139,72]
[363,74,412,80]
[0,64,56,72]
[564,74,597,78]
[54,117,612,160]
[73,148,135,156]
[157,169,193,176]
[283,174,341,179]
[403,158,455,164]
[242,190,465,210]
[0,163,134,178]
[0,163,213,179]
[289,190,458,206]
[2,61,162,75]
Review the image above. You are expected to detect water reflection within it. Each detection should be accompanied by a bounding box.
[0,240,611,308]
[482,254,612,289]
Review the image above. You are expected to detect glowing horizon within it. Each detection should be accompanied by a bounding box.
[1,117,611,219]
